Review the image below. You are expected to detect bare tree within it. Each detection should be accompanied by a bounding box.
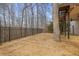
[53,4,60,41]
[7,4,11,41]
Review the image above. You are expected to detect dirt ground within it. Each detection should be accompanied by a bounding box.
[0,33,79,56]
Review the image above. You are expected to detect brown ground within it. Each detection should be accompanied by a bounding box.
[0,33,79,56]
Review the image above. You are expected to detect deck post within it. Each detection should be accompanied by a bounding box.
[0,18,2,45]
[67,12,70,39]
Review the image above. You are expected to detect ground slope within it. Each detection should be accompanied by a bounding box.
[0,33,79,56]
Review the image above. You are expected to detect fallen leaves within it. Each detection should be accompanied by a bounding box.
[0,33,79,56]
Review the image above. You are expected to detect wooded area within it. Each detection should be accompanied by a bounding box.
[0,3,51,44]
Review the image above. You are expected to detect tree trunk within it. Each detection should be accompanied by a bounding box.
[53,4,60,41]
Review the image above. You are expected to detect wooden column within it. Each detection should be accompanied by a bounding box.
[0,19,2,45]
[67,11,70,39]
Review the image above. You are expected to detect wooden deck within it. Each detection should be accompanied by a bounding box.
[0,33,79,56]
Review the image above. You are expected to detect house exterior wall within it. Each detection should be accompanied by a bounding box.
[70,20,79,35]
